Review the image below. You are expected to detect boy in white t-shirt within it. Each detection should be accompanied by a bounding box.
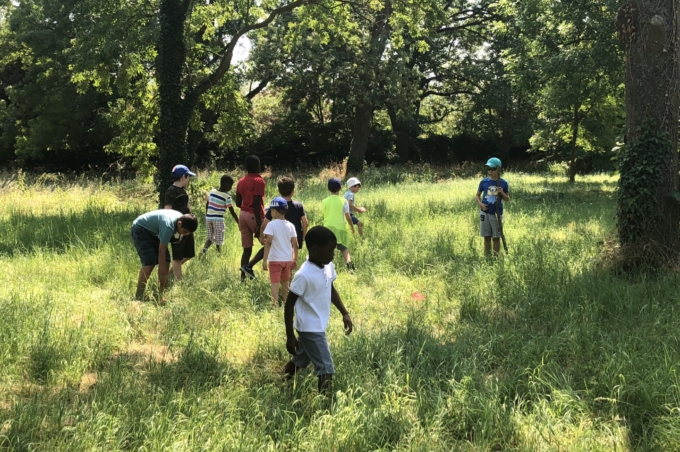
[263,197,299,307]
[283,226,353,395]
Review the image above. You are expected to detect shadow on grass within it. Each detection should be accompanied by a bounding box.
[0,207,140,256]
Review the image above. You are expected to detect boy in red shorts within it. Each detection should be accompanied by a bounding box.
[262,197,299,307]
[235,155,265,281]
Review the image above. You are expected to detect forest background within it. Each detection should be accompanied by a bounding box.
[0,0,622,182]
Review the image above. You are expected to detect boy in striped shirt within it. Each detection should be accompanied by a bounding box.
[200,175,239,257]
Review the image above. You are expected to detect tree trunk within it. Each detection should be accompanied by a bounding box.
[568,103,580,183]
[346,2,392,175]
[616,1,680,262]
[347,97,373,175]
[157,0,191,204]
[387,104,419,163]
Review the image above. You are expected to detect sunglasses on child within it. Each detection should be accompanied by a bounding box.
[486,166,498,171]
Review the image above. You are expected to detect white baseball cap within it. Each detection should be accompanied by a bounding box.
[346,177,361,188]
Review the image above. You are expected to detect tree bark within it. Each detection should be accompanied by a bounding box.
[347,97,373,174]
[616,0,680,261]
[346,2,391,175]
[157,0,192,204]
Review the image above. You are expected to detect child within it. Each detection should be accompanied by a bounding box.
[283,226,353,394]
[130,210,198,301]
[200,174,239,257]
[235,155,265,280]
[248,176,309,269]
[262,197,299,307]
[344,177,367,236]
[475,157,510,258]
[323,177,355,270]
[164,164,197,281]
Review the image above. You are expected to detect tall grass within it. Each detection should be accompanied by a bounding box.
[0,168,678,450]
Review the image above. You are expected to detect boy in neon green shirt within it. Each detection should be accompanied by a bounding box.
[322,178,355,270]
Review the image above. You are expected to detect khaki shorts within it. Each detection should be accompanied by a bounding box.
[480,211,502,238]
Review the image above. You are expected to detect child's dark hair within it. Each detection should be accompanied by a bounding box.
[179,214,199,232]
[277,177,295,197]
[220,174,234,191]
[245,155,260,173]
[305,226,337,249]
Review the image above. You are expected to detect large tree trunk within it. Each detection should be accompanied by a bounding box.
[616,1,680,262]
[157,0,191,204]
[387,104,419,163]
[346,2,392,175]
[347,97,373,175]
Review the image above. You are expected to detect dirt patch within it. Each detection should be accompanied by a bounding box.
[79,373,97,392]
[111,342,178,366]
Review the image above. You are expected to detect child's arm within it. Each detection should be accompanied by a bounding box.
[284,291,299,354]
[157,243,170,290]
[331,283,353,335]
[301,215,309,242]
[263,234,273,270]
[260,218,270,244]
[228,206,239,224]
[348,199,366,213]
[496,186,510,202]
[291,237,299,269]
[475,190,488,211]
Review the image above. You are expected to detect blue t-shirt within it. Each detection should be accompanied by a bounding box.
[133,209,182,245]
[478,178,509,215]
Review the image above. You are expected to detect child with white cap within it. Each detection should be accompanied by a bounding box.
[343,177,367,236]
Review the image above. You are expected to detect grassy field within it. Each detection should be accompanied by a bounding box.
[1,165,679,451]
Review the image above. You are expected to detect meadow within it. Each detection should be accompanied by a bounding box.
[1,165,679,451]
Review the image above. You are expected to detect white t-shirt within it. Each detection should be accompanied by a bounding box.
[263,219,297,262]
[290,260,337,332]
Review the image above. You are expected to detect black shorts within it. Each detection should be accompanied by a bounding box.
[171,233,196,261]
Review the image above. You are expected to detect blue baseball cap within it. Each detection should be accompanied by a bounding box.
[327,177,342,192]
[171,164,196,178]
[485,157,502,168]
[270,197,289,210]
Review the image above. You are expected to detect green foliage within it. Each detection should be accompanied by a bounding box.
[617,118,671,245]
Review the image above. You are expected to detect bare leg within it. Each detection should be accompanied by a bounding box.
[280,279,290,307]
[241,247,252,280]
[483,236,492,258]
[358,221,364,236]
[271,283,280,307]
[492,238,501,257]
[342,249,351,264]
[202,239,213,251]
[215,245,221,253]
[283,360,302,380]
[318,374,333,394]
[136,265,155,300]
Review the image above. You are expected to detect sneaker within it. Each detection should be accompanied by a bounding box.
[347,262,356,271]
[241,265,255,279]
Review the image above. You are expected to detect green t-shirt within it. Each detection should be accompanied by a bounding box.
[322,195,350,246]
[133,209,182,245]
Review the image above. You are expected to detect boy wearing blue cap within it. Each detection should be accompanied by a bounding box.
[263,197,299,307]
[164,164,197,280]
[475,157,510,257]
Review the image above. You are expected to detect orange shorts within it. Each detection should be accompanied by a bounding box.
[239,210,258,248]
[268,261,292,284]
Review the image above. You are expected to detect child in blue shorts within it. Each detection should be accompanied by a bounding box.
[131,210,198,301]
[343,177,367,236]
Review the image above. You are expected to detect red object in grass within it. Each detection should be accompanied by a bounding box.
[411,292,426,301]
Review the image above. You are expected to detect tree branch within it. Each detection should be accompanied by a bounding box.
[245,77,271,100]
[194,0,309,98]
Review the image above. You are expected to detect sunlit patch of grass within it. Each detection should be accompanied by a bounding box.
[2,168,679,450]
